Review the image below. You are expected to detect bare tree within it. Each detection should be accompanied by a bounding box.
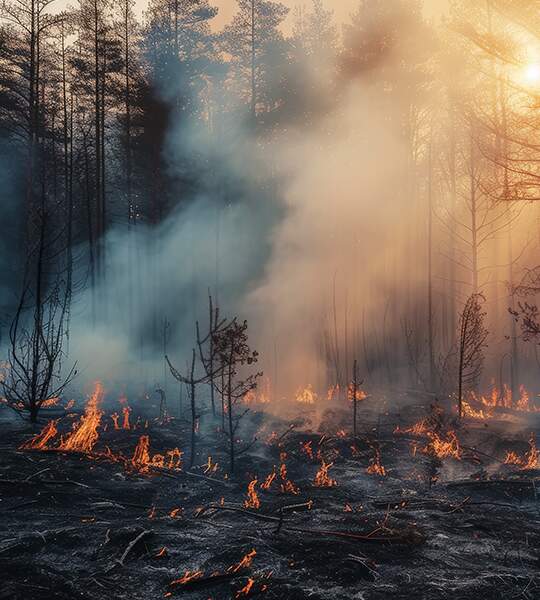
[457,293,489,418]
[2,267,76,423]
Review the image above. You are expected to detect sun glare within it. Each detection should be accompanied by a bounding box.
[523,62,540,86]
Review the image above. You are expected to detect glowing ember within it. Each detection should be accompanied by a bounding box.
[19,419,59,450]
[313,460,337,487]
[243,478,261,509]
[59,382,104,453]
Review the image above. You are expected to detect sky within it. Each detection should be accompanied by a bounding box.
[132,0,449,29]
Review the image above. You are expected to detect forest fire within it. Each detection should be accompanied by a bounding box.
[3,0,540,598]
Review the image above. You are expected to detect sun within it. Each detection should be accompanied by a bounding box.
[523,62,540,86]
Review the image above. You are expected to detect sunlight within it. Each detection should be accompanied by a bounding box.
[523,62,540,86]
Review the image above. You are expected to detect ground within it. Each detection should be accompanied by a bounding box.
[1,394,539,600]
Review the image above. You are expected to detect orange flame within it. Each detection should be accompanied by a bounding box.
[228,549,257,573]
[366,448,386,476]
[243,478,261,510]
[295,384,317,404]
[313,460,337,487]
[170,571,204,586]
[19,419,58,450]
[59,382,104,453]
[236,578,255,598]
[423,430,461,460]
[504,434,539,469]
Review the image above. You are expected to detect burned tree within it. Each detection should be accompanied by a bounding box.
[1,257,76,423]
[213,319,261,474]
[457,293,488,418]
[166,349,207,469]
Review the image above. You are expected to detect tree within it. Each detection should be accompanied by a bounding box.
[457,293,488,418]
[1,216,76,423]
[221,0,289,121]
[213,319,261,473]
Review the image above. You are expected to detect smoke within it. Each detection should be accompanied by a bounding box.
[65,5,433,400]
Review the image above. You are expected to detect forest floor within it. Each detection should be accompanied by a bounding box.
[1,393,540,600]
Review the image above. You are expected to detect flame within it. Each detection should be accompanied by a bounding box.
[41,397,59,408]
[203,455,218,474]
[58,382,104,453]
[301,440,314,460]
[504,434,539,469]
[295,384,317,404]
[122,406,131,429]
[260,468,276,490]
[111,413,120,429]
[424,430,461,460]
[279,453,300,494]
[327,384,340,402]
[236,578,255,598]
[155,547,168,558]
[347,385,367,403]
[394,418,429,436]
[243,478,261,509]
[228,549,257,573]
[465,383,540,418]
[131,435,183,473]
[19,419,59,450]
[243,377,271,405]
[170,571,204,586]
[313,460,337,487]
[169,507,182,518]
[366,448,386,476]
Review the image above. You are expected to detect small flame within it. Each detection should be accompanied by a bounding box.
[228,549,257,574]
[313,460,337,487]
[366,447,386,476]
[295,384,317,404]
[236,578,255,598]
[19,419,59,450]
[243,478,261,509]
[423,430,461,460]
[504,434,539,469]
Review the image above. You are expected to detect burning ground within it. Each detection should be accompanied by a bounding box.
[1,385,540,600]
